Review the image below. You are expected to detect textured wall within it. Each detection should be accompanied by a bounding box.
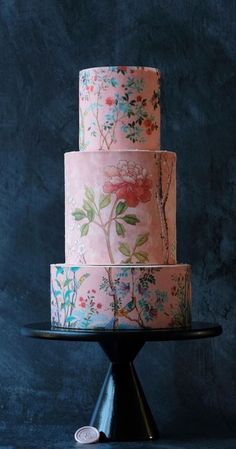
[0,0,236,445]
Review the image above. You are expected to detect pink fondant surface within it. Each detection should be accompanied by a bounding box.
[51,264,191,329]
[65,151,176,265]
[79,66,160,151]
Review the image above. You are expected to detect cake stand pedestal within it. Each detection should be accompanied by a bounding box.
[21,322,222,442]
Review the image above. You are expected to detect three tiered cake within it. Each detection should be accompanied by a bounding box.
[50,66,192,329]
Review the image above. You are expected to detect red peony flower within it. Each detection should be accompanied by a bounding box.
[92,289,96,293]
[103,161,152,207]
[105,97,114,106]
[144,119,152,128]
[136,95,142,101]
[97,303,102,309]
[146,128,152,135]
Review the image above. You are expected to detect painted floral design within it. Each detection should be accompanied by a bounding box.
[51,265,191,329]
[103,160,152,207]
[168,267,192,327]
[79,66,160,151]
[51,266,102,328]
[71,160,151,264]
[100,267,168,329]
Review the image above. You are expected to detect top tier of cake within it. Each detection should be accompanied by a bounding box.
[79,66,160,152]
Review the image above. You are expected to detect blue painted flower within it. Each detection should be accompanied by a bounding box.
[56,266,64,277]
[70,267,80,273]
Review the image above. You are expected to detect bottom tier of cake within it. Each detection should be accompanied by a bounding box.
[50,264,191,329]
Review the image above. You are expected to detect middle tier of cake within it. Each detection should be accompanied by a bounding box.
[65,150,176,265]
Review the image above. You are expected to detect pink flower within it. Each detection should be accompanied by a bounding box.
[103,161,152,207]
[92,289,96,293]
[86,85,94,92]
[81,302,86,308]
[97,303,102,309]
[79,296,84,302]
[105,97,114,106]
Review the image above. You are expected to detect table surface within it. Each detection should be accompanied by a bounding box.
[21,321,222,341]
[1,430,236,449]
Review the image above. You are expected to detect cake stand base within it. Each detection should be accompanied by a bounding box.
[21,322,222,442]
[91,340,158,441]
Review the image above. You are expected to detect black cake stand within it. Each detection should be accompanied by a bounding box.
[21,322,222,442]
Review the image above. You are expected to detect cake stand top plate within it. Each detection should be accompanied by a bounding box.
[21,322,222,342]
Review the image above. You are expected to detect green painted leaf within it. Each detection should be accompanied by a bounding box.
[116,201,128,216]
[115,221,125,237]
[87,208,95,222]
[134,251,149,263]
[81,223,89,237]
[111,77,118,87]
[85,186,95,202]
[65,316,77,323]
[83,200,94,212]
[54,290,61,297]
[99,193,111,209]
[55,279,61,288]
[122,257,132,263]
[118,242,131,257]
[72,208,86,221]
[126,300,135,312]
[65,289,73,299]
[135,232,149,247]
[63,279,71,287]
[121,214,140,225]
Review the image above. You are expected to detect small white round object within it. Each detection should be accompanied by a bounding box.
[74,426,100,444]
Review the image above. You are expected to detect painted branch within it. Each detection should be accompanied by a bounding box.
[155,153,169,264]
[131,268,145,328]
[105,267,119,329]
[162,158,174,207]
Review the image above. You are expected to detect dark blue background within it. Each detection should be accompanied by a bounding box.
[0,0,236,448]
